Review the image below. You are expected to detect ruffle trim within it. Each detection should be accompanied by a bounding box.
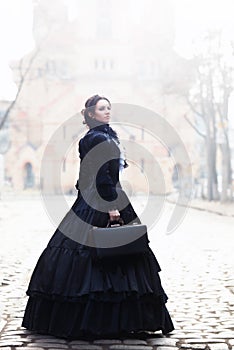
[26,290,168,304]
[26,235,163,301]
[22,294,174,339]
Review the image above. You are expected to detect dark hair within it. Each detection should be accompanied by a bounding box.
[81,94,111,128]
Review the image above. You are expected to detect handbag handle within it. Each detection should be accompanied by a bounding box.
[107,217,124,227]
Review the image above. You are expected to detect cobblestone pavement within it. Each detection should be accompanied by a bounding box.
[0,195,234,350]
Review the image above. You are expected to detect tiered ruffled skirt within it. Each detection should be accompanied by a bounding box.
[22,190,174,340]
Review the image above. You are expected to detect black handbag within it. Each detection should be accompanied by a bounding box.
[91,218,149,258]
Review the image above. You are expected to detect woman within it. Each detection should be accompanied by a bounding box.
[21,94,175,340]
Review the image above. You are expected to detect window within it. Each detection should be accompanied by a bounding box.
[62,157,66,172]
[42,60,71,79]
[94,58,114,71]
[140,158,145,173]
[172,163,181,189]
[141,127,144,140]
[23,162,35,189]
[94,59,98,69]
[46,60,56,76]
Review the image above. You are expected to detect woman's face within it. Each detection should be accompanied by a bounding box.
[89,99,111,123]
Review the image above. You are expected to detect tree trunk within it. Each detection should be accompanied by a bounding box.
[220,143,229,202]
[206,138,213,200]
[211,140,219,200]
[220,141,232,202]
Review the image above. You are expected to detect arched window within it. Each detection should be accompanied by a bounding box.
[172,163,181,189]
[23,162,35,189]
[140,158,145,173]
[63,157,66,172]
[141,126,145,140]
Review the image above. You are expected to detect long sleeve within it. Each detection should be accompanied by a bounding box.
[90,133,119,204]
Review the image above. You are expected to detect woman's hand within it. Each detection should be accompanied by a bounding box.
[108,209,120,222]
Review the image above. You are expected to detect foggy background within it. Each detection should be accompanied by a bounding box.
[0,0,234,205]
[0,1,234,343]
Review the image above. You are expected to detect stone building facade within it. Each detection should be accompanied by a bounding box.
[4,0,198,196]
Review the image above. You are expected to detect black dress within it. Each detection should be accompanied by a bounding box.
[21,122,174,340]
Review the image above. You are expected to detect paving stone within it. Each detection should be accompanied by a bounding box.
[109,346,153,350]
[68,340,91,345]
[0,319,7,333]
[168,334,188,338]
[34,338,67,343]
[0,334,24,339]
[184,340,227,344]
[219,331,234,336]
[0,340,24,346]
[0,336,31,342]
[182,327,209,331]
[205,333,234,339]
[147,338,178,346]
[208,344,229,350]
[123,339,147,345]
[6,321,22,326]
[93,339,122,344]
[145,336,168,341]
[156,347,179,350]
[25,334,57,339]
[1,329,31,335]
[3,325,22,331]
[15,348,44,350]
[180,344,207,349]
[176,334,205,339]
[28,343,69,348]
[70,346,103,350]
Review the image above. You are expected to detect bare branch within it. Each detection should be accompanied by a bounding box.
[183,114,206,138]
[185,95,204,119]
[18,58,24,80]
[0,48,40,130]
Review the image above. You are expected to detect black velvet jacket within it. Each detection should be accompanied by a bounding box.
[75,123,127,207]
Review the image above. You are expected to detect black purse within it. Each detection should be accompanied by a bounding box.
[91,218,149,258]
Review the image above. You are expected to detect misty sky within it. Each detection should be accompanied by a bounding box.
[0,0,234,102]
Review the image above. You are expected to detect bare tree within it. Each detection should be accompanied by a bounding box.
[0,49,39,132]
[183,30,233,202]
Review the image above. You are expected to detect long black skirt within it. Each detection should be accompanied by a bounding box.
[21,188,174,340]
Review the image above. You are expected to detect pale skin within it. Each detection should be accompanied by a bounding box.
[88,99,121,222]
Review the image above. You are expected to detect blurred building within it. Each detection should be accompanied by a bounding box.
[0,100,11,192]
[4,0,198,195]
